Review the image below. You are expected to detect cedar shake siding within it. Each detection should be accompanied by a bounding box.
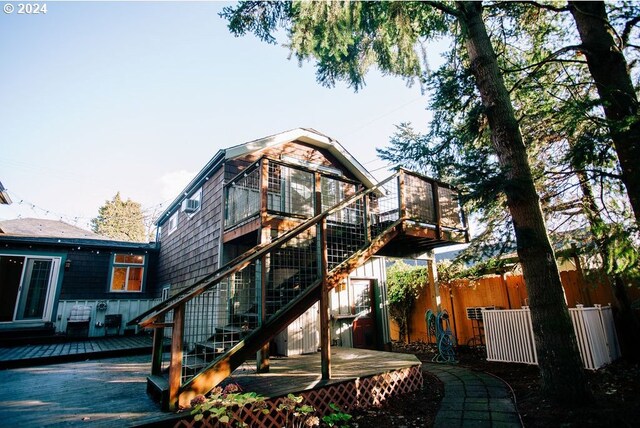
[154,130,378,296]
[157,167,225,293]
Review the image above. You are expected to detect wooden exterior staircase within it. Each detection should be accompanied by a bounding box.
[129,169,467,410]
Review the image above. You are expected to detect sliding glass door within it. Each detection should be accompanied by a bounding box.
[0,255,60,323]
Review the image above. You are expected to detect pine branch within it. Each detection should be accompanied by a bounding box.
[544,168,622,180]
[505,44,585,94]
[422,1,459,18]
[517,1,570,13]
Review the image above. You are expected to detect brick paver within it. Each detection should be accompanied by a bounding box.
[424,363,523,427]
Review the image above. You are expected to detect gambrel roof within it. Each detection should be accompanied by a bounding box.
[156,128,377,226]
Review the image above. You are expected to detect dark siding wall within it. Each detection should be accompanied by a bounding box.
[62,248,159,300]
[0,242,159,300]
[157,167,225,293]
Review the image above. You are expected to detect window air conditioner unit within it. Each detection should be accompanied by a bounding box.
[466,306,498,320]
[182,198,200,213]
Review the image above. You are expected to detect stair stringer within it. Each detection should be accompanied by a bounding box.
[174,222,403,409]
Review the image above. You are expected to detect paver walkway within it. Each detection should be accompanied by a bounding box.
[423,363,522,427]
[0,335,162,369]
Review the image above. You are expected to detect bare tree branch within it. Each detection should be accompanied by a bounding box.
[622,15,640,48]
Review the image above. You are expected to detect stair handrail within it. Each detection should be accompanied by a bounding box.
[130,172,401,329]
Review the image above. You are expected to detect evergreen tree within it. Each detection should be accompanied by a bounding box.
[377,2,640,361]
[222,0,590,403]
[568,1,640,226]
[91,192,147,242]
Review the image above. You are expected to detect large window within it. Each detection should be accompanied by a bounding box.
[0,254,61,322]
[110,254,145,292]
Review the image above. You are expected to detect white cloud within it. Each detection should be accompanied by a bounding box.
[159,170,195,202]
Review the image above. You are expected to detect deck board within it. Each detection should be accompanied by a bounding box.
[0,348,420,427]
[222,347,420,399]
[0,355,176,427]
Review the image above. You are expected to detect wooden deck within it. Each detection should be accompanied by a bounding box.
[0,354,175,427]
[0,336,161,369]
[0,348,420,427]
[226,347,421,398]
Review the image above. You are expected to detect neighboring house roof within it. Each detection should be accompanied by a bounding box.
[156,128,377,226]
[0,181,11,205]
[0,218,104,239]
[0,218,156,250]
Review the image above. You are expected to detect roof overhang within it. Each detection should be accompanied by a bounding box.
[0,235,158,250]
[0,181,11,205]
[225,128,377,189]
[156,128,378,226]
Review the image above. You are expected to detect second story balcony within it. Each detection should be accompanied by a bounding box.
[223,157,467,256]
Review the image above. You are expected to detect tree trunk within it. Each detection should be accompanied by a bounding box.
[456,1,590,403]
[575,168,640,361]
[569,1,640,225]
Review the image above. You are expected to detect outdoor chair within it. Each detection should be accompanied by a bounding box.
[66,304,91,337]
[104,314,122,336]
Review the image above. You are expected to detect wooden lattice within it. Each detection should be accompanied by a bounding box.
[174,364,423,428]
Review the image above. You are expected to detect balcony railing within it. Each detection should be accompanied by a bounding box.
[137,165,467,410]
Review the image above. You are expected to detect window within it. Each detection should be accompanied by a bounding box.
[331,279,372,317]
[161,285,170,301]
[168,212,178,235]
[110,254,145,292]
[182,187,202,215]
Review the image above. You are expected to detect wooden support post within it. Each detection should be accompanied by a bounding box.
[398,170,406,220]
[168,304,185,411]
[432,181,442,240]
[257,158,271,373]
[428,258,441,312]
[260,158,269,216]
[151,312,165,376]
[256,227,271,373]
[315,172,331,380]
[320,218,331,380]
[363,191,371,245]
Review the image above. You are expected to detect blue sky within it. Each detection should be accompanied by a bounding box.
[1,1,439,231]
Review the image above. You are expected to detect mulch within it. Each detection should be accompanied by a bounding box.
[385,341,640,428]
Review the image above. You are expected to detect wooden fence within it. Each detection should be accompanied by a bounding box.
[390,264,640,347]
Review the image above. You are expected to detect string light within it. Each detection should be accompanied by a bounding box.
[1,189,170,229]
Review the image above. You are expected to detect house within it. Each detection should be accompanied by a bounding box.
[0,181,11,205]
[130,128,468,409]
[0,218,160,341]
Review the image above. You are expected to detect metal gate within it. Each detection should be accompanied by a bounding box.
[483,305,620,369]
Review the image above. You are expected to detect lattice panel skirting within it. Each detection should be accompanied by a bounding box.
[174,364,422,428]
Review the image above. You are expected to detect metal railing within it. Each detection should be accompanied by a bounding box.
[133,168,467,409]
